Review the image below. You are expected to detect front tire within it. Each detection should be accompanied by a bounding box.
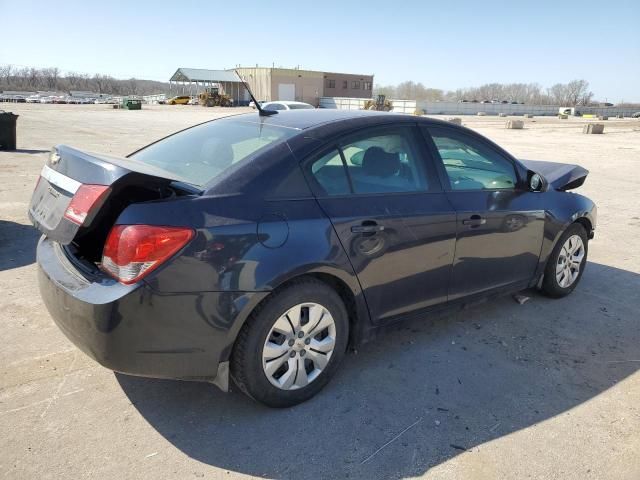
[541,223,588,298]
[231,279,349,407]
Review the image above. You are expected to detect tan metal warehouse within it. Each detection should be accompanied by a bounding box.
[235,67,374,106]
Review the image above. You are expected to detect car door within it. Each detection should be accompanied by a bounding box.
[304,124,457,324]
[422,125,545,301]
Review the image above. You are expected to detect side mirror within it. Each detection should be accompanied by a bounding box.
[528,171,546,192]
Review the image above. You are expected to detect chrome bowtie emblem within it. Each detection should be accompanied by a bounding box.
[50,150,61,165]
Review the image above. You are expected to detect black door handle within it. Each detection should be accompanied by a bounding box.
[462,215,486,227]
[351,224,385,234]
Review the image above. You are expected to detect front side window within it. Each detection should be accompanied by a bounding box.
[342,80,348,89]
[352,81,360,89]
[326,79,336,88]
[129,119,296,187]
[426,127,517,190]
[310,128,430,196]
[363,82,372,90]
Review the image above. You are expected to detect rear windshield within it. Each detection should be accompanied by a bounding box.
[129,119,297,186]
[288,103,315,110]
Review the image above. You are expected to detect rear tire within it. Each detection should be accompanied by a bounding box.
[541,223,588,298]
[231,279,349,408]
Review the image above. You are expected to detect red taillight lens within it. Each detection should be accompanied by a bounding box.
[64,184,110,225]
[101,225,194,285]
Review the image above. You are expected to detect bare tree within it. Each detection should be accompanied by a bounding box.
[373,84,397,98]
[93,74,110,93]
[41,68,59,89]
[566,79,593,106]
[127,78,139,95]
[0,64,13,85]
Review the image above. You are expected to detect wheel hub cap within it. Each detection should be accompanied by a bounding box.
[262,302,337,391]
[556,234,585,288]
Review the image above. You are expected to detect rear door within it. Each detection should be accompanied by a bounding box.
[422,125,545,300]
[304,125,457,324]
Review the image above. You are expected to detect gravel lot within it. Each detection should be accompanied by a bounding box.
[1,104,639,480]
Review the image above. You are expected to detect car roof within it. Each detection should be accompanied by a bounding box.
[220,109,436,131]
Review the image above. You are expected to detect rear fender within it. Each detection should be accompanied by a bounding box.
[220,263,372,364]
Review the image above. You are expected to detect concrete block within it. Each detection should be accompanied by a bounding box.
[583,124,604,134]
[524,114,534,118]
[597,115,608,120]
[447,117,462,125]
[498,113,508,117]
[506,120,524,129]
[477,112,486,116]
[558,114,568,119]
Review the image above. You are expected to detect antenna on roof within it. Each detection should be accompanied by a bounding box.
[233,69,277,117]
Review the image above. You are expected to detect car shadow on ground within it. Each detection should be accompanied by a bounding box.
[0,220,39,271]
[117,262,639,479]
[10,149,50,154]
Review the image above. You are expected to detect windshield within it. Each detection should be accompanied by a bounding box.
[129,119,297,186]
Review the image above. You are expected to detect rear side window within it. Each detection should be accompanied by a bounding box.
[426,127,517,190]
[311,149,350,195]
[309,127,431,195]
[129,120,297,187]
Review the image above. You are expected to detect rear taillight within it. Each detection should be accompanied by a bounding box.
[101,225,194,285]
[64,184,110,225]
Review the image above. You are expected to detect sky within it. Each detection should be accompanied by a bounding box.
[1,0,639,102]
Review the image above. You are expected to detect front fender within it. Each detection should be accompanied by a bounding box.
[533,191,597,283]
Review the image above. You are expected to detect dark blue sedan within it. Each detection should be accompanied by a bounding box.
[29,110,596,407]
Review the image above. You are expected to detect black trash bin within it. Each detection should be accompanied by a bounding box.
[0,111,19,150]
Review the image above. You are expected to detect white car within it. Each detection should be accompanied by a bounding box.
[26,95,41,103]
[260,101,315,111]
[187,97,199,105]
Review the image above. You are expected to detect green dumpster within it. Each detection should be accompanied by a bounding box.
[0,111,18,150]
[121,97,142,110]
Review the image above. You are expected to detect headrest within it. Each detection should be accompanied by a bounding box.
[201,140,234,168]
[362,147,400,177]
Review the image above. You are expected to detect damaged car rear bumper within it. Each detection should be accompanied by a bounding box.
[36,236,267,390]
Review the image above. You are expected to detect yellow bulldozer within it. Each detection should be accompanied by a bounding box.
[363,94,392,112]
[198,87,233,107]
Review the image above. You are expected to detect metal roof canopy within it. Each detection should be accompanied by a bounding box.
[169,68,241,83]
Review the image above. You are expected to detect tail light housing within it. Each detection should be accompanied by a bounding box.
[64,184,110,225]
[101,225,194,285]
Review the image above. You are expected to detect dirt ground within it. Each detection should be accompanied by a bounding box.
[1,104,639,480]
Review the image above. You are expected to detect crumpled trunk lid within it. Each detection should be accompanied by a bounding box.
[28,145,194,248]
